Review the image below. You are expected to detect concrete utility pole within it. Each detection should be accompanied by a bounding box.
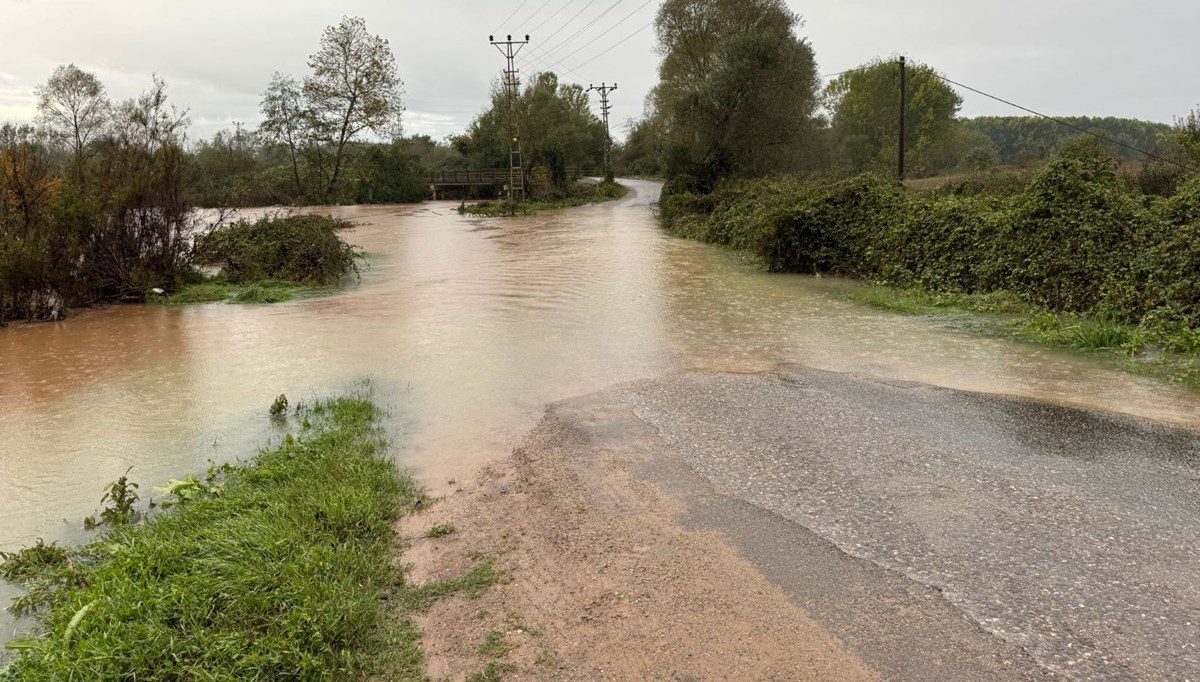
[898,56,907,183]
[587,82,617,181]
[490,34,530,201]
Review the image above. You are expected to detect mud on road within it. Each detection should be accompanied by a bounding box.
[398,366,1200,680]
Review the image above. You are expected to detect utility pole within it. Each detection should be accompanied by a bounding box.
[490,34,529,201]
[588,82,617,181]
[898,56,907,183]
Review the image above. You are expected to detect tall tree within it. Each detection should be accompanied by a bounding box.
[652,0,820,191]
[259,73,311,199]
[303,16,404,203]
[462,72,606,196]
[824,58,962,176]
[35,64,109,181]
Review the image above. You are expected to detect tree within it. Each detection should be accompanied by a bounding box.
[35,64,109,181]
[824,58,962,176]
[304,16,404,203]
[462,72,606,197]
[259,73,311,199]
[652,0,820,191]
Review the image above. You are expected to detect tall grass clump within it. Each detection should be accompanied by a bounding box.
[1,393,417,680]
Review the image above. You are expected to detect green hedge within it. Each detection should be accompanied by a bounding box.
[659,153,1200,332]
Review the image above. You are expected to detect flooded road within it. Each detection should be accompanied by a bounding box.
[3,179,1200,647]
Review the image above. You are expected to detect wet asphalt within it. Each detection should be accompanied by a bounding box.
[610,366,1200,681]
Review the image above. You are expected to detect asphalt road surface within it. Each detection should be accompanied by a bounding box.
[554,365,1200,680]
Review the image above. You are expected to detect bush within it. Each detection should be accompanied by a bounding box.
[659,145,1200,347]
[193,214,358,285]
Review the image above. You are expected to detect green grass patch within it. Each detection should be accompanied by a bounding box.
[478,630,516,659]
[158,277,329,306]
[0,392,418,680]
[849,286,1030,317]
[466,662,515,682]
[397,560,499,612]
[847,282,1200,389]
[424,522,456,539]
[460,180,629,217]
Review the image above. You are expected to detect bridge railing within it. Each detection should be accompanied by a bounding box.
[428,167,602,187]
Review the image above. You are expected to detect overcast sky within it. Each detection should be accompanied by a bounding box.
[2,0,1197,143]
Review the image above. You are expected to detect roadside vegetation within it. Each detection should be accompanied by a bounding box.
[627,0,1200,388]
[0,392,503,680]
[460,179,627,217]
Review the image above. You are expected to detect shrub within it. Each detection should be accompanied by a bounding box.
[1005,153,1148,311]
[193,214,358,285]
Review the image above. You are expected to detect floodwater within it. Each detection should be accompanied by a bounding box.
[2,179,1200,642]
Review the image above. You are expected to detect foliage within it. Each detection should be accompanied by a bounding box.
[253,17,406,205]
[824,58,964,176]
[650,0,821,191]
[658,143,1200,358]
[1,71,192,322]
[0,394,416,680]
[459,72,606,197]
[961,116,1173,166]
[193,214,358,285]
[82,468,141,530]
[460,180,627,217]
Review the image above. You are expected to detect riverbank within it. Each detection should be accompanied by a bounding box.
[846,285,1200,389]
[1,393,422,679]
[658,154,1200,389]
[459,180,628,217]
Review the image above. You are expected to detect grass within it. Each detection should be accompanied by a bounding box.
[158,277,306,305]
[0,392,416,680]
[460,180,629,218]
[478,630,516,659]
[848,283,1200,390]
[425,522,456,539]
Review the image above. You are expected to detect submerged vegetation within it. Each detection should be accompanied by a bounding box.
[1,394,410,679]
[161,214,359,306]
[0,391,508,680]
[460,179,628,217]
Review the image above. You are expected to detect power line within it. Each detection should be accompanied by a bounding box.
[932,72,1198,173]
[518,45,594,84]
[529,0,575,33]
[536,0,599,50]
[515,0,553,28]
[568,19,654,72]
[544,0,628,57]
[491,0,531,35]
[550,0,655,66]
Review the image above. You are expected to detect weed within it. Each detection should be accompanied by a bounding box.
[466,662,515,682]
[83,468,141,529]
[398,560,499,611]
[425,523,456,539]
[478,630,516,658]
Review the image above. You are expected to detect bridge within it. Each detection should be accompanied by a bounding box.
[428,167,598,198]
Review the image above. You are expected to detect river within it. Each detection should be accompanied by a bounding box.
[2,179,1199,643]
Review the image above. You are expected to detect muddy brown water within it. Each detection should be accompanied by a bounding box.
[2,179,1199,642]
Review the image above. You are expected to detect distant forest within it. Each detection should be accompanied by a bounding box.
[961,116,1173,165]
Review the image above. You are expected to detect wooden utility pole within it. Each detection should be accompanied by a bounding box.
[490,34,529,201]
[587,82,618,181]
[898,56,907,183]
